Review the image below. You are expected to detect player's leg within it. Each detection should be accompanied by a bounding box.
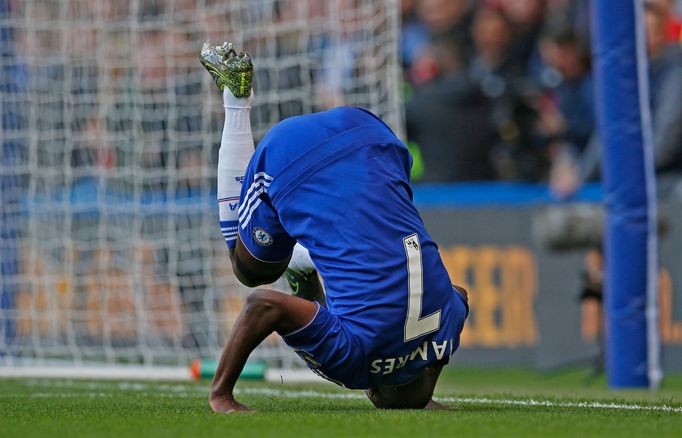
[210,289,318,413]
[200,42,256,265]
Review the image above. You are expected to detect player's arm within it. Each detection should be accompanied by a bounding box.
[228,187,296,286]
[209,289,318,412]
[229,238,291,287]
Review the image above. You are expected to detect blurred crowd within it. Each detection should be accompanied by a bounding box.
[1,0,401,194]
[2,0,682,194]
[402,0,682,196]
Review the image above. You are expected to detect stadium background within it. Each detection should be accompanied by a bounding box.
[1,0,681,375]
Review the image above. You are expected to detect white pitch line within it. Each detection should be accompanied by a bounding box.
[236,388,682,414]
[238,387,364,400]
[435,396,682,414]
[12,381,682,414]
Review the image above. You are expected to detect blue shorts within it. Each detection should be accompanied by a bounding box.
[282,286,468,390]
[282,303,366,388]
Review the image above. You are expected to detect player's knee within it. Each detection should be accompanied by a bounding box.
[244,289,283,318]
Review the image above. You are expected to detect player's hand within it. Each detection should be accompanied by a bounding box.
[209,394,252,413]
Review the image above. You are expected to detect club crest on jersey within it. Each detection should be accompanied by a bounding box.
[253,227,273,246]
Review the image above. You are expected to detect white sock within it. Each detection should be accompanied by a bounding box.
[217,88,254,248]
[288,243,315,273]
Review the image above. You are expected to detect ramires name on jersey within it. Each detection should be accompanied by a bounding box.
[370,337,456,375]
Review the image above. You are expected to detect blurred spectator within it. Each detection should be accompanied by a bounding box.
[405,67,499,182]
[500,0,546,76]
[653,0,682,43]
[270,0,312,118]
[542,25,596,198]
[70,118,115,176]
[417,0,473,37]
[312,0,370,109]
[468,6,520,79]
[543,0,591,48]
[469,6,545,181]
[646,0,682,172]
[136,27,170,176]
[401,0,431,70]
[407,0,473,86]
[538,27,594,154]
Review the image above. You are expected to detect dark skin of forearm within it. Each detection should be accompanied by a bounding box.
[210,240,312,412]
[209,288,318,413]
[229,241,290,288]
[209,291,278,413]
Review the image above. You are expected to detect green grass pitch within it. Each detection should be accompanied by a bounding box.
[2,368,681,437]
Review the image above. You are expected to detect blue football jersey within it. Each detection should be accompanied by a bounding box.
[233,107,467,388]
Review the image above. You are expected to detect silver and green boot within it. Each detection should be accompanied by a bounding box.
[199,41,253,97]
[284,268,326,306]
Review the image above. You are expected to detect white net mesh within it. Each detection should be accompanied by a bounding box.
[0,0,403,367]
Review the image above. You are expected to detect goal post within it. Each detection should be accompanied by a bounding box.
[0,0,403,374]
[591,0,662,388]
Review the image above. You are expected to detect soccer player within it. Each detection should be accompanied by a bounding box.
[200,42,469,412]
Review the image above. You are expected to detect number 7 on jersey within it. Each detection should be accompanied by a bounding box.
[403,234,441,342]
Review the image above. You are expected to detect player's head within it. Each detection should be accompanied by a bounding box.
[365,365,441,409]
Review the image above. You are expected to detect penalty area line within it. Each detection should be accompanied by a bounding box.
[237,388,682,414]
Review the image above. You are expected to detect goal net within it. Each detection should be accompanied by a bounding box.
[0,0,403,374]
